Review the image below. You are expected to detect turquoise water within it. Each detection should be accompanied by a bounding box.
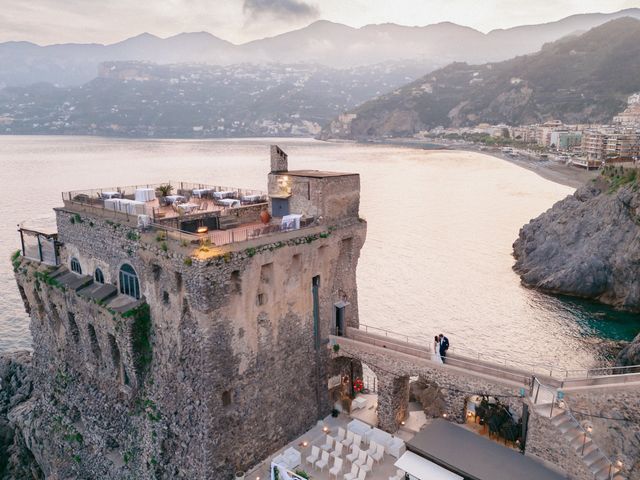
[0,136,637,369]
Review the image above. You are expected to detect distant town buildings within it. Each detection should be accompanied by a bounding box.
[420,94,640,168]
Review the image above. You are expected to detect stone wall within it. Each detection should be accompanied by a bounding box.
[14,202,367,479]
[332,338,604,479]
[525,409,594,480]
[565,386,640,479]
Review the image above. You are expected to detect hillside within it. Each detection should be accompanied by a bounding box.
[1,9,640,87]
[320,17,640,140]
[0,61,426,138]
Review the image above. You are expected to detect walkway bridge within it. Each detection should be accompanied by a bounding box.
[330,324,639,480]
[333,324,640,391]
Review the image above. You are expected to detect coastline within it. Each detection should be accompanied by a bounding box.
[348,137,598,189]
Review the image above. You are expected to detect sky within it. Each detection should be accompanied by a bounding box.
[1,0,639,45]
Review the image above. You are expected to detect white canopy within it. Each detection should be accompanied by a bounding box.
[394,451,463,480]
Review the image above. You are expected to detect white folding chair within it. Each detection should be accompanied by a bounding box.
[335,427,346,443]
[346,445,360,465]
[342,430,354,448]
[354,449,367,468]
[353,433,362,450]
[360,455,374,475]
[316,450,330,472]
[366,441,377,457]
[330,457,343,480]
[321,434,334,452]
[372,444,384,463]
[356,468,368,480]
[306,445,320,466]
[344,463,359,480]
[332,442,344,459]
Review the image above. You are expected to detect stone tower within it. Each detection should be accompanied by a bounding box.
[13,145,366,479]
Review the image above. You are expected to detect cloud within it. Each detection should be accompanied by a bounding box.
[243,0,319,21]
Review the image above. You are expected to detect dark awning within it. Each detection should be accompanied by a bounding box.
[407,419,566,480]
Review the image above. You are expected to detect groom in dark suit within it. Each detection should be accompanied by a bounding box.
[439,334,449,363]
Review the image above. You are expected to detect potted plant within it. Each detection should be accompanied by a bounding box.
[157,184,173,205]
[234,471,245,480]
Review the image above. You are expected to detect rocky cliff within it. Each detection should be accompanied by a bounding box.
[0,351,42,480]
[513,167,640,365]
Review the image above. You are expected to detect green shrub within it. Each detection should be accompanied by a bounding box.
[183,257,193,266]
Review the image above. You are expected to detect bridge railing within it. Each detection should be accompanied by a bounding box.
[351,324,640,385]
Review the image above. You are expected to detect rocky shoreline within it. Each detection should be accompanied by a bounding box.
[513,168,640,366]
[0,351,41,480]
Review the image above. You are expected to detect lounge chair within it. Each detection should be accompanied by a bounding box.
[344,463,358,480]
[306,445,320,466]
[329,457,343,480]
[346,445,360,465]
[321,434,334,452]
[316,450,330,472]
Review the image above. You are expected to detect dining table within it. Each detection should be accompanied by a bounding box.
[192,188,211,198]
[213,190,236,199]
[134,188,155,202]
[218,198,240,208]
[177,203,199,214]
[165,195,186,204]
[101,191,121,199]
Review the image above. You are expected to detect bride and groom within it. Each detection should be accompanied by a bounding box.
[432,333,449,364]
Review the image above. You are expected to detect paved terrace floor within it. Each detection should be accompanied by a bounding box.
[245,408,410,480]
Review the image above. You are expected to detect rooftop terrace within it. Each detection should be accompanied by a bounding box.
[58,180,323,257]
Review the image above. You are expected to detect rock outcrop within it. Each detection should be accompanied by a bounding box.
[513,168,640,366]
[617,333,640,366]
[0,351,42,480]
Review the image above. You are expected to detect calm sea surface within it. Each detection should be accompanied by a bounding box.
[1,136,639,369]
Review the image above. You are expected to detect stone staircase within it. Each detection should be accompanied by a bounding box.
[218,215,239,230]
[534,402,625,480]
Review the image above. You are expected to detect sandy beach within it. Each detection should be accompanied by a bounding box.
[365,138,598,189]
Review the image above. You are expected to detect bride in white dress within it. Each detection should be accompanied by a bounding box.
[432,335,443,364]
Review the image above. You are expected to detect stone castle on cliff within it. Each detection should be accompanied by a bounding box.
[12,146,366,478]
[8,146,640,480]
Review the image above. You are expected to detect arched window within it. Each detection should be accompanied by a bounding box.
[119,264,140,299]
[70,257,82,274]
[94,268,105,284]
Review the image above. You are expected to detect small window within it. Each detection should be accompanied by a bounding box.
[119,263,140,299]
[222,390,231,407]
[70,257,82,274]
[94,268,105,284]
[256,293,266,306]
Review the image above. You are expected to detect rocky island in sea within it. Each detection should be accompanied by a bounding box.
[513,166,640,365]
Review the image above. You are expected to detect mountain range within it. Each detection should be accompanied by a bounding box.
[320,17,640,140]
[2,8,640,87]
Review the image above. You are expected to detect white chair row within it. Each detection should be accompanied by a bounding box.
[344,462,368,480]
